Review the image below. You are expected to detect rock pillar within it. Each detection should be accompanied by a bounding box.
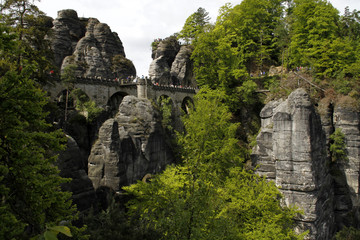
[252,88,335,239]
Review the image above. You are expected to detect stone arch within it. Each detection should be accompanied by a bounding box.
[107,91,129,116]
[56,88,91,109]
[157,95,176,128]
[157,95,175,109]
[56,89,75,109]
[181,96,194,114]
[71,88,91,105]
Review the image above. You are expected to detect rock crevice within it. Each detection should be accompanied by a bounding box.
[253,89,360,239]
[88,95,175,191]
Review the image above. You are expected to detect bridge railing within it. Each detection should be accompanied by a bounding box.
[151,83,197,93]
[74,76,137,85]
[70,76,198,93]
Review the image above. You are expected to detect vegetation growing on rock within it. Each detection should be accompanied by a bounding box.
[2,0,360,239]
[124,88,304,239]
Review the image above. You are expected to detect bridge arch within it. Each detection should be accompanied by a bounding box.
[157,95,176,128]
[157,95,177,115]
[56,88,91,109]
[56,89,75,109]
[107,91,129,116]
[181,96,194,114]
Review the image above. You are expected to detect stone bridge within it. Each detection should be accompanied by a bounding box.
[44,77,197,118]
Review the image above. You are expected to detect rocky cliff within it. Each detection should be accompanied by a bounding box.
[88,95,175,192]
[50,9,136,79]
[149,37,196,87]
[252,88,360,239]
[57,135,96,211]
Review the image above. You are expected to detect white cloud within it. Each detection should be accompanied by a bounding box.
[36,0,360,77]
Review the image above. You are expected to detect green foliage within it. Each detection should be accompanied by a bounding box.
[191,0,283,113]
[151,40,160,51]
[236,79,258,105]
[330,128,348,162]
[188,0,360,99]
[81,100,103,123]
[32,225,73,240]
[125,165,304,240]
[178,7,211,44]
[111,55,135,76]
[70,88,103,123]
[61,64,77,85]
[1,0,55,84]
[158,96,174,132]
[83,196,157,240]
[334,226,360,240]
[124,89,304,239]
[0,23,78,239]
[288,0,356,79]
[61,64,77,122]
[177,88,243,173]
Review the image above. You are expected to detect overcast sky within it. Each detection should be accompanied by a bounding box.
[36,0,360,77]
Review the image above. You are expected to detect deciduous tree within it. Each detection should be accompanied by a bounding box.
[0,24,77,239]
[124,88,304,239]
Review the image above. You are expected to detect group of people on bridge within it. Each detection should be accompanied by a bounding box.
[70,75,197,91]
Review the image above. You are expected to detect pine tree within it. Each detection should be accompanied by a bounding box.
[178,7,211,44]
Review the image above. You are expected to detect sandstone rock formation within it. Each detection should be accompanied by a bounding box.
[57,135,96,211]
[149,37,196,87]
[170,45,194,87]
[252,88,360,239]
[88,95,175,192]
[332,104,360,228]
[252,89,332,238]
[50,9,136,79]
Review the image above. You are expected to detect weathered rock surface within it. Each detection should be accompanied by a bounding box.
[88,95,175,191]
[50,9,136,79]
[149,37,195,87]
[148,56,171,85]
[332,105,360,228]
[252,89,335,239]
[57,135,96,211]
[170,45,195,87]
[50,9,86,68]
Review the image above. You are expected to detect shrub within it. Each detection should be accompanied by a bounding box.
[330,128,347,162]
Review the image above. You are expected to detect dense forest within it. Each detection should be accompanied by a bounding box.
[1,0,360,239]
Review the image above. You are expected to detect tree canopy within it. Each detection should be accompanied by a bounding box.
[0,0,54,84]
[124,88,305,239]
[0,20,77,240]
[178,7,211,44]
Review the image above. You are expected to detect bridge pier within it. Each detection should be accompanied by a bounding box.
[137,77,147,99]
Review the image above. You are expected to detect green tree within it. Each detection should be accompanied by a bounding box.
[0,24,77,239]
[124,88,304,239]
[289,0,354,78]
[191,0,284,111]
[339,8,360,78]
[330,128,347,162]
[158,96,174,133]
[340,7,360,42]
[61,64,77,122]
[334,226,360,240]
[0,0,55,84]
[178,7,211,44]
